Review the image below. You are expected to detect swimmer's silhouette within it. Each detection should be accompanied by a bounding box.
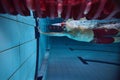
[39,18,120,44]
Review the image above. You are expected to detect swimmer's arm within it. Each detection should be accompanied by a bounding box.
[41,32,66,36]
[38,29,66,36]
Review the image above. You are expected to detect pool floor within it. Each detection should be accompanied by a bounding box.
[46,37,120,80]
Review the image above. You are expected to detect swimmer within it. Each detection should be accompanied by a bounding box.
[39,18,120,44]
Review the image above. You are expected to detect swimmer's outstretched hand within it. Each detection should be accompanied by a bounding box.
[37,27,43,34]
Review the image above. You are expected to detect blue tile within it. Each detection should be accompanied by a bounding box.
[0,47,20,80]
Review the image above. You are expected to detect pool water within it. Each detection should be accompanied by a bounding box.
[39,18,120,80]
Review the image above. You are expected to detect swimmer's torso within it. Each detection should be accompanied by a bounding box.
[66,28,94,42]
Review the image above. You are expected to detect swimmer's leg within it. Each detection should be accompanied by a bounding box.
[92,37,120,44]
[93,29,120,37]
